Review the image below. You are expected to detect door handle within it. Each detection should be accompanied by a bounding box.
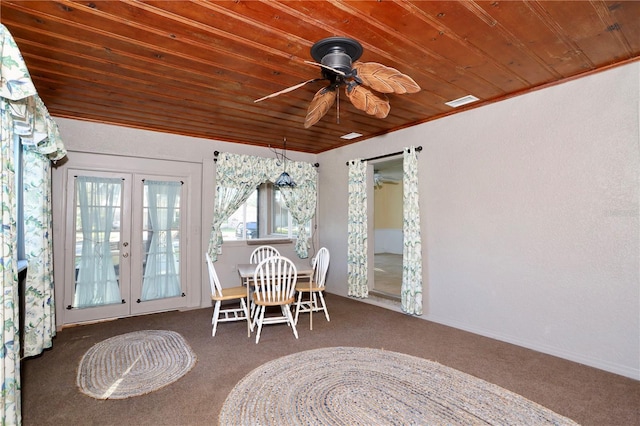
[122,253,129,258]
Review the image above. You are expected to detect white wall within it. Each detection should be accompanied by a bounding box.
[317,62,640,380]
[374,179,403,254]
[374,229,403,254]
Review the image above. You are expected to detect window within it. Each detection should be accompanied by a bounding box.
[223,183,310,241]
[14,135,25,263]
[272,188,288,236]
[272,187,311,238]
[222,188,258,241]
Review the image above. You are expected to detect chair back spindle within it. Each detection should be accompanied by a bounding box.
[249,245,280,264]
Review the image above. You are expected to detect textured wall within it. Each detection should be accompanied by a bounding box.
[317,62,639,379]
[374,182,403,229]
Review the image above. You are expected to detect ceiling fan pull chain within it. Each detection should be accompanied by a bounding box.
[336,84,340,124]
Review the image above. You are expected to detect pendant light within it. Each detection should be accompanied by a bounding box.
[275,138,296,187]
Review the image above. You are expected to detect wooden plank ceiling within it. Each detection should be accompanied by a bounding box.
[2,1,638,154]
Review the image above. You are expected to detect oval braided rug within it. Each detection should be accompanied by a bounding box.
[219,347,578,426]
[77,330,196,400]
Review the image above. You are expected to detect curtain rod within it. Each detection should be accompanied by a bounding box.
[214,151,319,167]
[345,145,422,165]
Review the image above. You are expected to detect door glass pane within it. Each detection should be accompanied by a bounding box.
[73,176,123,308]
[140,180,182,301]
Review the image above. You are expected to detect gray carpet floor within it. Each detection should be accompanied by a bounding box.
[373,253,403,296]
[22,294,639,425]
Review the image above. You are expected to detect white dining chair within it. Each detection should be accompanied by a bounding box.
[206,253,251,336]
[249,245,280,264]
[248,245,281,318]
[294,247,330,330]
[251,256,298,344]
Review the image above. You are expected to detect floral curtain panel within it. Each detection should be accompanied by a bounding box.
[401,146,423,315]
[22,148,56,356]
[277,160,318,257]
[207,154,266,261]
[208,152,317,260]
[347,159,368,298]
[0,102,20,426]
[1,24,67,424]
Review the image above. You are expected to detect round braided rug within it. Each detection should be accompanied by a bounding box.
[220,347,578,426]
[77,330,196,400]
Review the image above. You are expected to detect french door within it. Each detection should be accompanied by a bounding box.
[64,169,186,323]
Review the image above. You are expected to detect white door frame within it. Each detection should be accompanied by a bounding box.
[53,152,203,326]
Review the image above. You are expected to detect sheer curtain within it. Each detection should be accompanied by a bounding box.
[0,24,67,424]
[401,146,423,315]
[141,180,182,300]
[208,152,318,260]
[74,177,121,308]
[347,159,368,298]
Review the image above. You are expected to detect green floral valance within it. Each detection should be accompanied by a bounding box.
[1,24,66,162]
[209,152,318,259]
[215,152,317,188]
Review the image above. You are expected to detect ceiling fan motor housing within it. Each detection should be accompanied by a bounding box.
[311,37,363,80]
[321,48,353,74]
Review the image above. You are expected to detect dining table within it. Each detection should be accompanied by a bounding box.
[237,260,314,337]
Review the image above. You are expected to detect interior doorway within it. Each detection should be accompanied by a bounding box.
[371,158,403,298]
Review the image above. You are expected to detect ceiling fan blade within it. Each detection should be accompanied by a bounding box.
[304,60,347,76]
[374,174,400,188]
[254,78,321,103]
[374,172,401,181]
[304,86,337,128]
[352,62,421,94]
[346,84,390,118]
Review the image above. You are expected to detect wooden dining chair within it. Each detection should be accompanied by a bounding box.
[205,253,251,336]
[294,247,330,330]
[251,256,298,344]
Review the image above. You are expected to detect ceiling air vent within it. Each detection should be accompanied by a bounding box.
[341,132,363,140]
[445,95,479,108]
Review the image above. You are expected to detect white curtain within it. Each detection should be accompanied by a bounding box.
[74,177,121,308]
[401,146,423,315]
[207,152,318,260]
[347,159,368,298]
[141,180,182,301]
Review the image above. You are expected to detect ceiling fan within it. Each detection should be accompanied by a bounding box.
[374,172,401,188]
[255,37,421,128]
